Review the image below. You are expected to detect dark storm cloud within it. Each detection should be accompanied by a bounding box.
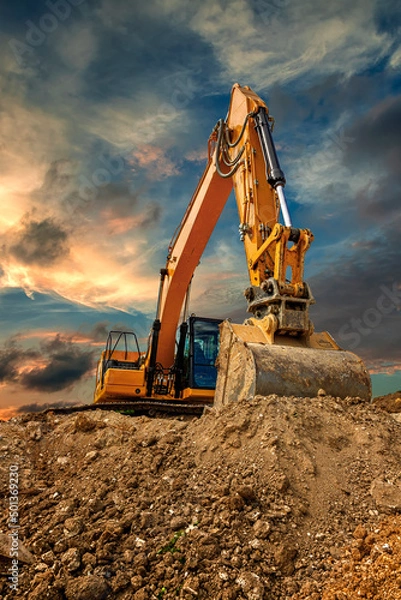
[344,95,401,168]
[64,179,162,231]
[9,217,69,266]
[266,70,399,158]
[309,214,401,367]
[88,321,110,343]
[87,321,137,342]
[0,334,95,392]
[65,180,138,217]
[0,340,39,383]
[85,3,216,101]
[95,182,140,213]
[373,0,401,36]
[20,334,94,392]
[354,177,401,221]
[341,95,401,221]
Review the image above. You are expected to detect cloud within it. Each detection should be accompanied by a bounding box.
[389,47,401,69]
[309,213,401,368]
[0,340,39,384]
[0,333,95,393]
[55,23,98,71]
[185,147,209,163]
[37,159,77,204]
[341,95,401,221]
[7,216,69,266]
[276,90,401,265]
[0,96,67,194]
[129,145,180,179]
[0,238,160,312]
[187,0,394,88]
[0,158,165,310]
[86,182,162,233]
[82,90,190,155]
[345,95,401,169]
[93,0,396,96]
[373,0,401,37]
[87,321,111,343]
[20,335,94,392]
[0,4,216,315]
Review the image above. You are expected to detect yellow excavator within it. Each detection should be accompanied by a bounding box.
[93,84,371,413]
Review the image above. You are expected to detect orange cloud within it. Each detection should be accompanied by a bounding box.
[14,330,105,347]
[0,99,67,227]
[0,228,160,312]
[129,145,179,178]
[185,147,209,163]
[368,363,401,375]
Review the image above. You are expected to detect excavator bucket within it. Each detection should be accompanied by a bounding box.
[214,321,371,408]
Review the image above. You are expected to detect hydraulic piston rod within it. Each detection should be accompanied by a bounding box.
[276,185,292,227]
[254,108,292,227]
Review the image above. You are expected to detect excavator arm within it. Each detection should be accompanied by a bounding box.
[217,84,316,342]
[152,83,314,365]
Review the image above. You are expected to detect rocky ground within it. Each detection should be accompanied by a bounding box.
[1,391,401,599]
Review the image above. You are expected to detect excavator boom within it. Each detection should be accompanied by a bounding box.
[154,157,232,369]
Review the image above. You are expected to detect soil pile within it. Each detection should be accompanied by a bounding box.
[1,393,401,599]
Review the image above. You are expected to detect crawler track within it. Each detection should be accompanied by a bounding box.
[43,400,206,417]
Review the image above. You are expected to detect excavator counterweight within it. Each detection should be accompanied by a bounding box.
[93,83,371,411]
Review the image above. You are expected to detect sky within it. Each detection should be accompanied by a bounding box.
[0,0,400,418]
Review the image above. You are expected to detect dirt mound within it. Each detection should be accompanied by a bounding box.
[1,394,401,599]
[372,390,401,414]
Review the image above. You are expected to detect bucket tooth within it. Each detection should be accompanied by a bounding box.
[215,321,371,408]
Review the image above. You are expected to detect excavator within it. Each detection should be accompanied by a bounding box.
[93,84,371,414]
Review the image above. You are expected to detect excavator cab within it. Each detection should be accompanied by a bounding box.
[147,316,222,403]
[182,317,221,390]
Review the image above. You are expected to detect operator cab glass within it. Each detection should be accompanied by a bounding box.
[186,317,221,389]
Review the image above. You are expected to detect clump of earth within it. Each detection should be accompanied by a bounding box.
[1,391,401,599]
